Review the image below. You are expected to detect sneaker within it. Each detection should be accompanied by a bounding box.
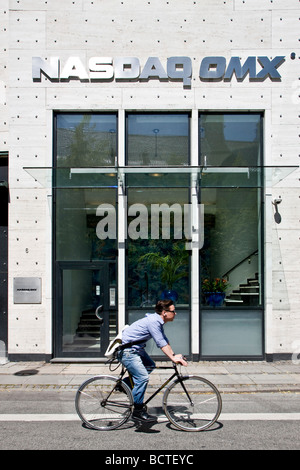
[132,408,157,423]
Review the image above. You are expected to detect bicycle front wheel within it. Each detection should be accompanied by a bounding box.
[163,375,222,432]
[75,375,133,431]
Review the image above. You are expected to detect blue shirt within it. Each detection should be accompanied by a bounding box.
[122,313,169,350]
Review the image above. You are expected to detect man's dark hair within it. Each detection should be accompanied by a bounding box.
[155,299,174,314]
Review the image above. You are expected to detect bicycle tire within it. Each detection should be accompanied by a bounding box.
[75,375,133,431]
[163,375,222,432]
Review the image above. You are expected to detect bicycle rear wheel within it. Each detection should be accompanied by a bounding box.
[163,375,222,432]
[75,375,133,431]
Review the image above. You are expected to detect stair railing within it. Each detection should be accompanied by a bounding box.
[222,250,258,281]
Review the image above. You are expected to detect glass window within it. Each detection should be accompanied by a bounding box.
[127,113,190,166]
[55,113,118,262]
[201,310,263,356]
[55,188,117,261]
[200,187,262,308]
[126,186,190,357]
[56,113,117,167]
[125,113,191,357]
[54,113,118,358]
[127,187,190,307]
[199,113,261,167]
[199,113,263,357]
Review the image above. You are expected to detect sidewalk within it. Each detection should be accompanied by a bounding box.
[0,359,300,393]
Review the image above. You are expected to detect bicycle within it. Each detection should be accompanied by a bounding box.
[75,356,222,432]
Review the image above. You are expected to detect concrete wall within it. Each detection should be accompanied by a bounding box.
[3,0,299,359]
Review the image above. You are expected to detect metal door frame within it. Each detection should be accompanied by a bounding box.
[54,260,117,358]
[0,154,8,360]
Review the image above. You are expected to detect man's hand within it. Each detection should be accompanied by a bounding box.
[161,344,188,366]
[173,354,188,366]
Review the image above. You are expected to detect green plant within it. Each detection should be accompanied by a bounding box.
[139,245,189,290]
[202,278,229,293]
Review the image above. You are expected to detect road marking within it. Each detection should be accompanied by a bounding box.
[0,414,79,421]
[0,413,300,422]
[220,413,300,421]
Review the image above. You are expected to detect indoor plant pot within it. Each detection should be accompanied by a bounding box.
[202,278,229,307]
[204,292,226,307]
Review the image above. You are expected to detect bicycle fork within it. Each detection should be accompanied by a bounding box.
[177,376,194,407]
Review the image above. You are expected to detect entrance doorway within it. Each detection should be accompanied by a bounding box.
[0,154,8,359]
[55,261,117,357]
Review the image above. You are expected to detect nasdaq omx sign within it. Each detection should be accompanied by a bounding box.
[32,55,285,87]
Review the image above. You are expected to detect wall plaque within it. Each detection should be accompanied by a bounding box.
[13,277,42,304]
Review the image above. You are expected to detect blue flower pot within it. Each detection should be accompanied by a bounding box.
[205,292,225,307]
[161,289,178,302]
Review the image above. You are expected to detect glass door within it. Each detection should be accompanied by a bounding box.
[0,154,8,357]
[55,261,117,357]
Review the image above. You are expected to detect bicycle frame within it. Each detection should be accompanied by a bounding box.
[114,362,193,407]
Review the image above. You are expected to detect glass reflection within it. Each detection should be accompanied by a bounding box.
[56,113,117,167]
[127,113,190,166]
[199,113,262,167]
[56,188,117,261]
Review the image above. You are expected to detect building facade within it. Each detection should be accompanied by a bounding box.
[0,0,299,362]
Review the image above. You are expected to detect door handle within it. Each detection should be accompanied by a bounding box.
[95,305,104,324]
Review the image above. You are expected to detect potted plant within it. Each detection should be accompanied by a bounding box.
[139,245,189,302]
[202,278,229,307]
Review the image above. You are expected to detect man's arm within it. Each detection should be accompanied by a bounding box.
[161,344,188,366]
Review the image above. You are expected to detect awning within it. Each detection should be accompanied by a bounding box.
[23,165,299,189]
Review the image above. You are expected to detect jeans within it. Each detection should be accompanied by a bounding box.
[117,348,156,405]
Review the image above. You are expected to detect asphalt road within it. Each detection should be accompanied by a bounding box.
[0,388,299,451]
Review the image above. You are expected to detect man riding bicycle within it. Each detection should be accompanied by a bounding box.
[117,299,188,423]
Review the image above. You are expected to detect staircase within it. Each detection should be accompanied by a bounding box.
[76,309,117,341]
[225,273,260,306]
[76,309,102,338]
